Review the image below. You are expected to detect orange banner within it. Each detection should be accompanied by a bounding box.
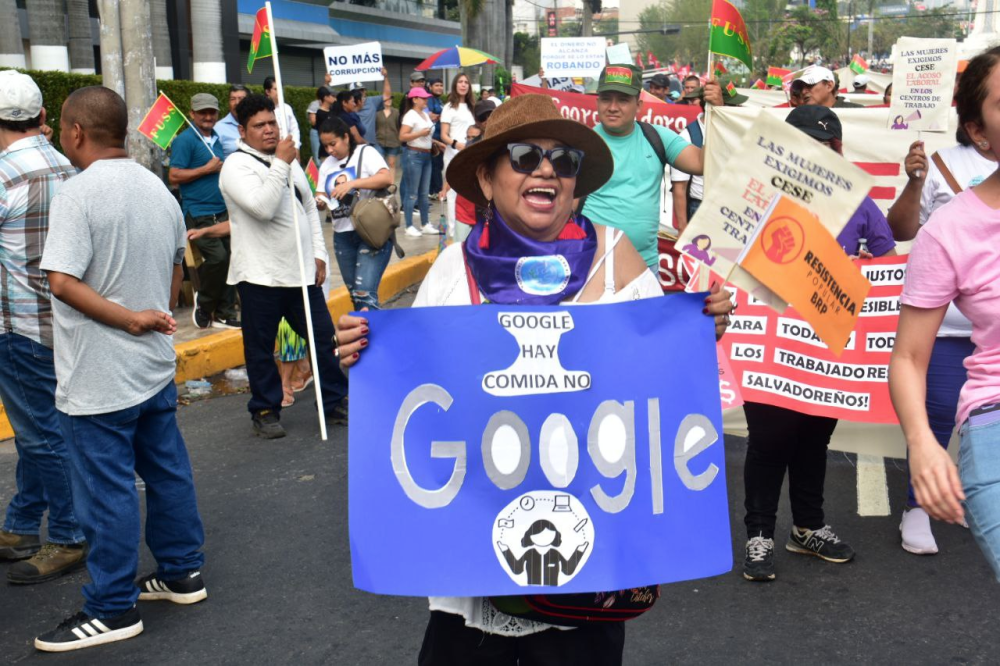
[739,195,871,355]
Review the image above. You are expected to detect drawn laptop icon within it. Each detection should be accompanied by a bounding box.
[553,495,572,512]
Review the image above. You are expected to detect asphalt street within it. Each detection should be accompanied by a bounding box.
[1,290,998,664]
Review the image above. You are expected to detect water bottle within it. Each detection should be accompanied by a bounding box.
[857,237,869,257]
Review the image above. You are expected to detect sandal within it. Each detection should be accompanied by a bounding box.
[281,387,295,407]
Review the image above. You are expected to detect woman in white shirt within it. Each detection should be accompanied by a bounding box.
[440,73,477,237]
[316,116,393,310]
[399,87,437,237]
[334,94,734,666]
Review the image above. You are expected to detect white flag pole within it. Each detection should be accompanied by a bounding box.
[266,1,328,441]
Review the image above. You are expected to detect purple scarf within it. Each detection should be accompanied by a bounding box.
[463,207,598,305]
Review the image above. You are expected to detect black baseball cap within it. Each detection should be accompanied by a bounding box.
[785,105,842,142]
[649,74,670,88]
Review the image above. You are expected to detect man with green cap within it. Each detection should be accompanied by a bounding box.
[581,64,723,270]
[168,92,239,330]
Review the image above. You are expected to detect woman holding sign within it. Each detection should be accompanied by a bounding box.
[891,48,1000,581]
[336,94,734,665]
[741,106,896,585]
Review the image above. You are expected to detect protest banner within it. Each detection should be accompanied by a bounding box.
[720,255,906,423]
[511,83,700,133]
[676,111,873,310]
[324,42,384,87]
[739,194,872,355]
[888,37,958,132]
[541,37,607,79]
[606,42,632,65]
[349,296,731,596]
[704,106,958,217]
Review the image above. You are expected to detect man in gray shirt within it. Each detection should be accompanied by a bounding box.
[34,86,206,653]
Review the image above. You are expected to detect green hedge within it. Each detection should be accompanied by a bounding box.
[1,68,407,165]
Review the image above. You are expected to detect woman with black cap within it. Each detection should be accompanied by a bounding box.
[742,105,896,583]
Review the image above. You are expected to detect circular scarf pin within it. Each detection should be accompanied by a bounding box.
[515,255,571,296]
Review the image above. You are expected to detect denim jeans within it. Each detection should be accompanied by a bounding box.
[310,128,321,167]
[398,146,409,206]
[908,337,974,506]
[0,333,83,545]
[334,230,393,310]
[959,415,1000,581]
[237,282,348,415]
[59,382,205,618]
[403,148,431,229]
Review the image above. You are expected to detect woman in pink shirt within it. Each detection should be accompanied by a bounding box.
[890,46,1000,579]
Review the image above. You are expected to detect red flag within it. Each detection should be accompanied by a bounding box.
[647,51,659,68]
[714,61,728,75]
[636,52,645,69]
[751,78,766,90]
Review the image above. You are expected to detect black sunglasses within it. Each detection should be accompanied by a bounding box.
[506,143,584,178]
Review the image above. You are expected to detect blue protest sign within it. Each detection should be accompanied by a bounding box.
[349,293,731,597]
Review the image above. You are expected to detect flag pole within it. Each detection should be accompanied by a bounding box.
[159,89,217,159]
[266,1,329,441]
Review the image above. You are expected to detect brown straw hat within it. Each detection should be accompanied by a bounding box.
[445,94,613,207]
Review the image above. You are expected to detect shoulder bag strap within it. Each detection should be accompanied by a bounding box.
[931,151,963,195]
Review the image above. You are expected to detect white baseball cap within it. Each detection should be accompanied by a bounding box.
[0,71,43,122]
[798,65,835,86]
[852,74,871,88]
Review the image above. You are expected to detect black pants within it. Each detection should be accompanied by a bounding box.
[430,149,444,194]
[743,402,838,539]
[417,611,624,666]
[185,212,237,319]
[237,282,347,416]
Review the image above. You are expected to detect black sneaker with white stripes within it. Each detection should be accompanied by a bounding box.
[786,525,856,563]
[136,570,208,604]
[743,534,776,582]
[34,607,142,652]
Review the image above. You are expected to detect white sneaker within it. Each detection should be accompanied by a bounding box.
[422,224,442,235]
[900,507,939,555]
[404,226,422,238]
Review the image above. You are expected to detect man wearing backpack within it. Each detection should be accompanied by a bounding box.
[581,64,722,270]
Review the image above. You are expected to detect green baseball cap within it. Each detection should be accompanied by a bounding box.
[597,64,643,96]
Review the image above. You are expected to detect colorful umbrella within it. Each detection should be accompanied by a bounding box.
[415,46,501,71]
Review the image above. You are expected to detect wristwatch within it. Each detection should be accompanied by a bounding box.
[451,139,458,149]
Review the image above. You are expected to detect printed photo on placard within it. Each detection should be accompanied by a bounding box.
[323,166,357,218]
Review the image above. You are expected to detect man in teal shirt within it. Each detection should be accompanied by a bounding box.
[582,64,722,269]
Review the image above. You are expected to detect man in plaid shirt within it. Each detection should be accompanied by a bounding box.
[0,71,87,583]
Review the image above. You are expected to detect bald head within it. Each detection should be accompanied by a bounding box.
[62,86,128,148]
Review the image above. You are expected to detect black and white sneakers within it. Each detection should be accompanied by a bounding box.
[35,607,143,652]
[743,535,776,582]
[136,570,208,604]
[786,525,856,563]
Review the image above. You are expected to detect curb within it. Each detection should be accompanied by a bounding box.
[0,249,438,441]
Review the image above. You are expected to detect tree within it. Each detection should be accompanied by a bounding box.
[637,0,712,71]
[68,0,96,74]
[191,0,225,82]
[151,0,174,80]
[27,0,69,72]
[0,0,25,69]
[870,8,962,58]
[767,6,842,66]
[513,32,540,74]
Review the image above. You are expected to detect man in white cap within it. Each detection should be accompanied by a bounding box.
[799,65,861,108]
[852,74,871,93]
[0,70,87,585]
